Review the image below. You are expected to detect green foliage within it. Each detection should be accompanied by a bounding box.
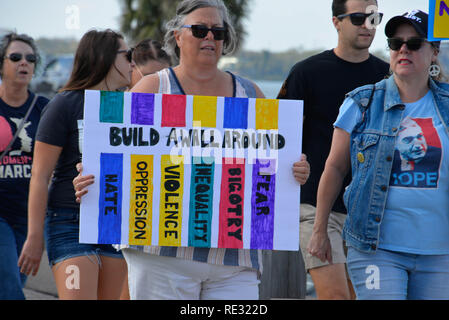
[119,0,251,48]
[120,0,177,43]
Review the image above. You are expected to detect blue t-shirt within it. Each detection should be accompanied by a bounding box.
[0,92,49,225]
[335,91,449,254]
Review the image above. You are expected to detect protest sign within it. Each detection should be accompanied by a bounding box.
[429,0,449,40]
[79,91,303,251]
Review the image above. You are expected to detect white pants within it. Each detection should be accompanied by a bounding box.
[123,249,260,300]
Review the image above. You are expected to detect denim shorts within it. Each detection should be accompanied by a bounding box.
[44,207,123,266]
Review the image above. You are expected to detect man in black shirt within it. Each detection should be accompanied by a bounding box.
[278,0,389,299]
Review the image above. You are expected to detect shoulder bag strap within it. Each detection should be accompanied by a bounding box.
[0,94,40,160]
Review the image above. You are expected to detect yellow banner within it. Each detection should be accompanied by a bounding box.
[434,0,449,38]
[193,96,218,128]
[256,99,279,130]
[159,155,184,246]
[129,155,154,245]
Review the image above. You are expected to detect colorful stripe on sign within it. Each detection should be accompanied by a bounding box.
[129,155,153,246]
[193,96,218,128]
[188,157,215,247]
[256,99,279,130]
[100,91,124,123]
[223,97,248,129]
[251,159,276,249]
[159,155,184,246]
[218,159,245,249]
[131,93,155,125]
[161,94,186,127]
[98,153,123,244]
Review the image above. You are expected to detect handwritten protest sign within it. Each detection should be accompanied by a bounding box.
[429,0,449,40]
[79,91,303,251]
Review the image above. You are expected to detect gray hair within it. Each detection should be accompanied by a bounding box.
[163,0,238,63]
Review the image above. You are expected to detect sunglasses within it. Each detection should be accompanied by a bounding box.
[387,38,428,51]
[5,52,37,63]
[182,25,227,40]
[337,12,384,26]
[117,49,133,63]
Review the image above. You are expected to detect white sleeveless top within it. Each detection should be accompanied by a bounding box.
[121,68,262,273]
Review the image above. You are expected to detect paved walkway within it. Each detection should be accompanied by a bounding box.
[23,249,58,300]
[22,250,316,300]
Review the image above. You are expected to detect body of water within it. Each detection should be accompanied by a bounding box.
[254,80,284,99]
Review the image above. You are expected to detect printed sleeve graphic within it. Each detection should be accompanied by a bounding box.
[9,118,33,153]
[390,117,442,188]
[0,116,33,179]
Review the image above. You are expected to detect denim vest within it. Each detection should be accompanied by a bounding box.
[342,76,449,253]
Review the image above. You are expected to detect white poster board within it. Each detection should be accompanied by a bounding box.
[79,90,303,251]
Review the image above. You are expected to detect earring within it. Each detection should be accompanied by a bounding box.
[429,64,441,78]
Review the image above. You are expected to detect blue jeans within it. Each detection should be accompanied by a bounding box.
[347,246,449,300]
[0,216,27,300]
[44,207,123,266]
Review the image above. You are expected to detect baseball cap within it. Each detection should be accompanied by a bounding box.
[385,10,441,48]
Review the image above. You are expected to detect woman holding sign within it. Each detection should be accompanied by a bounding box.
[309,10,449,299]
[74,0,310,300]
[18,29,133,300]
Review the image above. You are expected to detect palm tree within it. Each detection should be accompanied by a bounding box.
[119,0,251,50]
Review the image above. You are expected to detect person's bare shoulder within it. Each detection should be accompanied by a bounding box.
[130,73,159,93]
[253,82,266,99]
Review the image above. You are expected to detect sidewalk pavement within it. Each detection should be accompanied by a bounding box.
[23,250,316,300]
[24,249,58,300]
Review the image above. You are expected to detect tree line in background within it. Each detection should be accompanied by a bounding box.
[228,49,390,81]
[33,37,323,81]
[33,35,393,82]
[34,37,449,82]
[119,0,251,50]
[33,0,448,82]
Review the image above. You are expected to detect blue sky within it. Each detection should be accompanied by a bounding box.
[0,0,434,52]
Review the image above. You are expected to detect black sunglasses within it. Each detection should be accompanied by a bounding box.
[5,52,37,64]
[387,38,428,51]
[182,25,227,40]
[337,12,384,26]
[117,49,133,63]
